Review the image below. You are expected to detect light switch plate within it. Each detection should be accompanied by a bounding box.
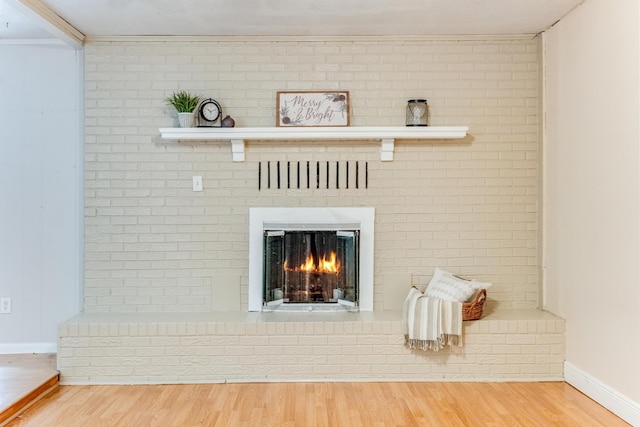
[192,176,203,192]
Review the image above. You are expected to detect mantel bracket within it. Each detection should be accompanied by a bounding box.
[230,139,245,162]
[380,138,395,162]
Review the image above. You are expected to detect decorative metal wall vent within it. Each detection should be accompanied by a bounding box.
[258,161,368,190]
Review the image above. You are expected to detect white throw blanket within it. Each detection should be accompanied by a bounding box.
[402,286,463,351]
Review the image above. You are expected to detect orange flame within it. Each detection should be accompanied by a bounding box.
[284,252,340,273]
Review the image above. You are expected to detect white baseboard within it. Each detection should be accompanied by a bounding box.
[0,342,57,354]
[564,361,640,426]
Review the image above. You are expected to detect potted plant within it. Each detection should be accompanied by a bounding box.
[165,91,201,128]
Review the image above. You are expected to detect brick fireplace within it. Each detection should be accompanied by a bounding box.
[56,37,568,385]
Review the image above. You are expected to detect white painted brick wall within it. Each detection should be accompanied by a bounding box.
[84,38,539,313]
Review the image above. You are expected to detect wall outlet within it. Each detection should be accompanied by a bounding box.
[0,297,11,314]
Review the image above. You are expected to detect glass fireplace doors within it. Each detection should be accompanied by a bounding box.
[263,229,359,307]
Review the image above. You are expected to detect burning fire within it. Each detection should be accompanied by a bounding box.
[284,252,340,273]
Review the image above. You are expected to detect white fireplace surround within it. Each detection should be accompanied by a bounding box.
[249,207,375,311]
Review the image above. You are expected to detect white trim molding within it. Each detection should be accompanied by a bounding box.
[3,0,85,48]
[564,361,640,426]
[0,342,57,354]
[90,34,538,43]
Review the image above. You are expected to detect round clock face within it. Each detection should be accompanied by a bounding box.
[199,99,221,122]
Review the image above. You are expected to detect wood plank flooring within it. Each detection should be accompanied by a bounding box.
[6,380,630,426]
[0,354,59,426]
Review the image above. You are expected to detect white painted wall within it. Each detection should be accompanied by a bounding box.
[542,0,640,414]
[0,42,83,352]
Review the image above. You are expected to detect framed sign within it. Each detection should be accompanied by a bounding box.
[276,91,349,127]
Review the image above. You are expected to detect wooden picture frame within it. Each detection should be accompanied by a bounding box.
[276,91,349,127]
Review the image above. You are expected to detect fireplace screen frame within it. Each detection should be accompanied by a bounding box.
[263,227,360,308]
[248,207,375,312]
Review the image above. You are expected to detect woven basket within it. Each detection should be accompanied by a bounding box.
[462,289,486,321]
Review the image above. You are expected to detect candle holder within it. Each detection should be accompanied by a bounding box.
[406,99,428,126]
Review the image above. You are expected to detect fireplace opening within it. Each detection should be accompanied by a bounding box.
[248,207,374,312]
[263,229,359,307]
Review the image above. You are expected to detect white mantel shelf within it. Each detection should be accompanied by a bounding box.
[159,126,469,162]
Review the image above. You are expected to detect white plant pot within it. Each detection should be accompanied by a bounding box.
[178,112,194,128]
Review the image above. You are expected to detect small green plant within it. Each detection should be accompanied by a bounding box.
[165,91,201,113]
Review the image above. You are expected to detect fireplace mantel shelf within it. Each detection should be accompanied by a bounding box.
[158,126,469,162]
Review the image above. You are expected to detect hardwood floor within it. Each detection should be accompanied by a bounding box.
[6,380,629,426]
[0,353,629,426]
[0,354,58,426]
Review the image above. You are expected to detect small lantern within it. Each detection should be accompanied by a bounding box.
[406,99,428,126]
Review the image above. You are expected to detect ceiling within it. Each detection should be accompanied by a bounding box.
[1,0,584,42]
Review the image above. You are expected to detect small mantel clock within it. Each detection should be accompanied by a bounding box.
[196,98,222,127]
